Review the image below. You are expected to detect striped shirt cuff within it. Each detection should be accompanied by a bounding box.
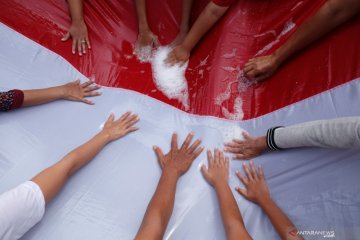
[266,126,284,150]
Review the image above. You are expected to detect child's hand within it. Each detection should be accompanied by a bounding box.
[201,149,229,188]
[243,54,279,82]
[61,20,91,56]
[235,162,271,205]
[136,29,159,49]
[101,112,139,142]
[154,133,203,177]
[224,132,267,160]
[165,45,190,66]
[62,79,101,105]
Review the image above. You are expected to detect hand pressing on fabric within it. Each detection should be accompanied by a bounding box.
[224,132,267,160]
[243,54,280,82]
[201,149,229,187]
[101,112,139,142]
[136,29,159,49]
[61,20,91,56]
[154,132,204,177]
[164,45,190,66]
[235,162,270,205]
[62,79,101,105]
[21,79,101,107]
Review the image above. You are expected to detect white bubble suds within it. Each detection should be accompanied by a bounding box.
[151,47,190,110]
[220,125,245,143]
[134,45,153,63]
[221,96,244,120]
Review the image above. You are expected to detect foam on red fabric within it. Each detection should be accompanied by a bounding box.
[0,0,359,119]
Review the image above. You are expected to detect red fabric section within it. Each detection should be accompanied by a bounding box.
[212,0,235,7]
[0,90,24,111]
[0,0,359,119]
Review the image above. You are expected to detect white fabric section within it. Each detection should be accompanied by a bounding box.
[0,23,360,240]
[0,181,45,240]
[274,117,360,149]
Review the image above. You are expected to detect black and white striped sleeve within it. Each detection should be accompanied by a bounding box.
[266,126,284,150]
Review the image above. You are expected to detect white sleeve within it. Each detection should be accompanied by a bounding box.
[271,117,360,149]
[0,181,45,240]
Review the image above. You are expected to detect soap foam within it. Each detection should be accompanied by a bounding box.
[220,125,245,143]
[151,47,189,110]
[221,96,244,120]
[134,45,153,63]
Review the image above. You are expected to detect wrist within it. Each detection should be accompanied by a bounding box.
[213,179,228,189]
[272,49,283,67]
[162,168,180,180]
[255,136,268,152]
[97,131,112,144]
[257,195,272,207]
[71,18,85,26]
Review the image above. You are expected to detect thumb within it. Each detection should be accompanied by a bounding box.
[153,146,165,167]
[242,131,251,140]
[201,164,210,180]
[236,187,247,198]
[61,32,70,42]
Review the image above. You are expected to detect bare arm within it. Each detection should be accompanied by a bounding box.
[244,0,360,81]
[22,80,100,107]
[171,0,194,46]
[135,133,203,240]
[32,112,139,203]
[236,163,303,240]
[202,149,252,240]
[62,0,90,55]
[165,2,229,65]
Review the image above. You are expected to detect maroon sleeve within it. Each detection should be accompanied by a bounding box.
[211,0,235,7]
[0,89,24,111]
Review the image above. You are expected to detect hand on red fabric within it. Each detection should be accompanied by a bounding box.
[224,132,267,160]
[61,20,91,56]
[235,162,271,205]
[165,45,190,66]
[62,79,101,105]
[136,29,159,49]
[101,112,139,142]
[201,149,229,187]
[154,133,203,177]
[243,54,279,82]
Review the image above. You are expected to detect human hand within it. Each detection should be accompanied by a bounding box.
[154,133,204,177]
[61,79,101,105]
[224,132,267,160]
[101,112,139,142]
[243,54,279,82]
[61,20,91,56]
[136,29,159,49]
[164,45,190,66]
[235,162,271,205]
[201,149,229,188]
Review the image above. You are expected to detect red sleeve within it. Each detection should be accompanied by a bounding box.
[0,89,24,111]
[211,0,235,7]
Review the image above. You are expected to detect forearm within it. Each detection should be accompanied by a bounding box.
[274,0,360,65]
[260,198,302,240]
[67,0,84,24]
[22,86,66,107]
[180,0,193,32]
[182,2,228,52]
[31,131,110,203]
[214,182,251,240]
[268,117,360,149]
[135,0,149,31]
[136,170,178,240]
